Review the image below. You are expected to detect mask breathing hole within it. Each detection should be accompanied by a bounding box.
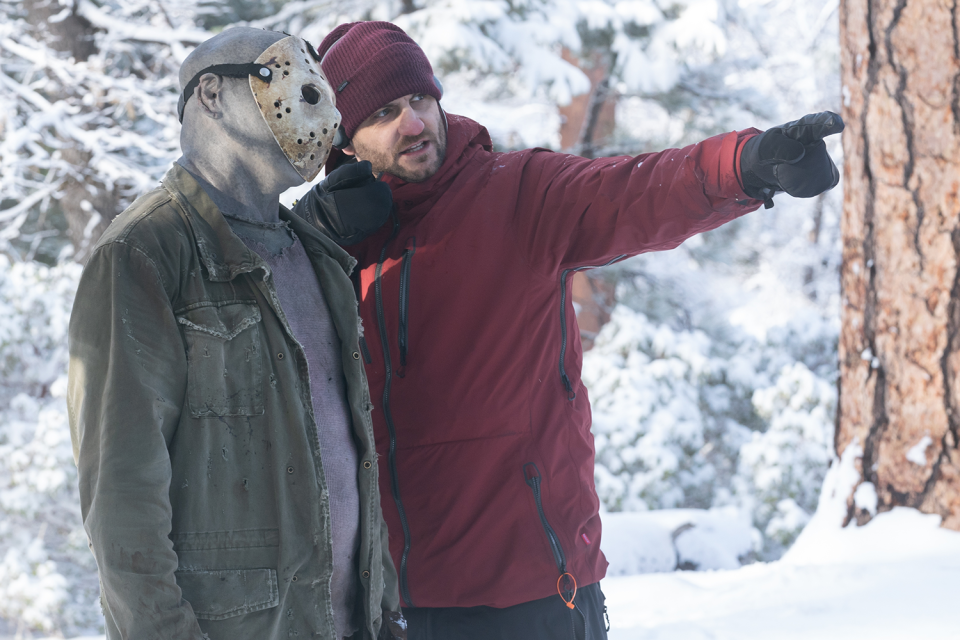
[309,132,315,138]
[297,139,302,144]
[301,85,321,105]
[322,128,327,134]
[285,107,291,113]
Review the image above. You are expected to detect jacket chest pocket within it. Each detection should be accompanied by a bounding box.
[177,301,264,418]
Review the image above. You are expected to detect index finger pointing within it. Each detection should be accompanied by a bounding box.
[781,111,845,145]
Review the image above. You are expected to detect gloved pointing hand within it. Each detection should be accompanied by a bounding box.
[739,111,844,208]
[293,160,393,245]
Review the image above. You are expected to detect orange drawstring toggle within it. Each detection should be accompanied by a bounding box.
[557,572,577,610]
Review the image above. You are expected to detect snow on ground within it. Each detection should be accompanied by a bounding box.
[602,507,960,639]
[600,444,960,639]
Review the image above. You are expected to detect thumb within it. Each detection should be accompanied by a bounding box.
[324,160,376,191]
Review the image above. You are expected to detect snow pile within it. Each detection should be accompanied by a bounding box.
[603,507,960,639]
[0,258,99,637]
[601,446,960,639]
[601,507,758,575]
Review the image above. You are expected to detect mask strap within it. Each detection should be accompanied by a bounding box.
[178,63,274,123]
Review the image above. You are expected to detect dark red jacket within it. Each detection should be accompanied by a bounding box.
[346,114,760,609]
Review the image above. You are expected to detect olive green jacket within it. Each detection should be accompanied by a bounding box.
[67,164,399,640]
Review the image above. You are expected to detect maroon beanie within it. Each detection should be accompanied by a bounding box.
[318,21,441,139]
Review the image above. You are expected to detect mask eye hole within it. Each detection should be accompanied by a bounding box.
[301,85,321,105]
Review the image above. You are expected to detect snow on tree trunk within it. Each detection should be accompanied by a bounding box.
[839,0,960,529]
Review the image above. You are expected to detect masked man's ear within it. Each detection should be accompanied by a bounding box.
[195,73,226,119]
[340,143,356,156]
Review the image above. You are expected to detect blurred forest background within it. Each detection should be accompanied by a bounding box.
[0,0,842,635]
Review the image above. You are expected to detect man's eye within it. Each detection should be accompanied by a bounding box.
[411,94,425,102]
[375,108,390,118]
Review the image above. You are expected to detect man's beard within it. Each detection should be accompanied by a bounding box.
[354,121,447,183]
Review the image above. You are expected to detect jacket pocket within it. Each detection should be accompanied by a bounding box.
[177,301,264,418]
[175,568,279,620]
[523,462,567,574]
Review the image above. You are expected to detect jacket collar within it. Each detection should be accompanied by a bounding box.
[161,163,356,281]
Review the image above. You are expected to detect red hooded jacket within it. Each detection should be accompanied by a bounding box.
[345,114,760,609]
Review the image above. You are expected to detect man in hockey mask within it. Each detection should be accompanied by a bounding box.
[68,27,403,640]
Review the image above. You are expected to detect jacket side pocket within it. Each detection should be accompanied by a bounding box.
[176,301,264,418]
[175,568,279,620]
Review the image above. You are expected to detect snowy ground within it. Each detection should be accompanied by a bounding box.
[603,507,960,639]
[601,444,960,639]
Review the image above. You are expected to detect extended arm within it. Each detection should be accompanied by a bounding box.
[513,112,842,274]
[67,241,199,639]
[512,128,762,274]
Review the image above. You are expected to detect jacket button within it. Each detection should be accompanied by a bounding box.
[363,460,372,469]
[352,351,360,360]
[277,352,284,360]
[361,570,370,579]
[287,466,294,474]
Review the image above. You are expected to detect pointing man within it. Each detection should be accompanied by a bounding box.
[296,20,842,640]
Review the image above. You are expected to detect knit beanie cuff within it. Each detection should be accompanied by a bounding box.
[318,22,441,139]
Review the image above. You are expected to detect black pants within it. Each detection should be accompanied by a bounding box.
[403,582,608,640]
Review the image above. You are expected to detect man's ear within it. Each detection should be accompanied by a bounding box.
[340,143,356,156]
[194,73,226,119]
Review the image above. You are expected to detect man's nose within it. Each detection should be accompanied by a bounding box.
[397,107,425,137]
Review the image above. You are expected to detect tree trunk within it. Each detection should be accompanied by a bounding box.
[839,0,960,529]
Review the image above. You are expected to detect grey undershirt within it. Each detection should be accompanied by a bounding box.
[226,216,360,640]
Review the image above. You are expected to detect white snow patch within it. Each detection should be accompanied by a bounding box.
[906,435,933,466]
[602,506,960,639]
[853,481,878,515]
[601,507,758,575]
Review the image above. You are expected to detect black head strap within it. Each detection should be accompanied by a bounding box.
[178,63,274,123]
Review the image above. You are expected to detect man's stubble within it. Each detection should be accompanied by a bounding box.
[353,118,447,184]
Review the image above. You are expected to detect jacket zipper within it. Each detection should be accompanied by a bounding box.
[523,462,566,574]
[374,217,416,607]
[558,255,627,400]
[397,238,416,374]
[359,337,372,364]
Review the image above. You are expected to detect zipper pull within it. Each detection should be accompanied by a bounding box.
[523,462,541,488]
[557,572,577,609]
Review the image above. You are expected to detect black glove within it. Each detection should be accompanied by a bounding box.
[739,111,844,209]
[293,160,392,246]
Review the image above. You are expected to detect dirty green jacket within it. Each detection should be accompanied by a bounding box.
[67,163,399,640]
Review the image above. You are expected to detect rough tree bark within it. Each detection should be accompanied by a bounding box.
[839,0,960,529]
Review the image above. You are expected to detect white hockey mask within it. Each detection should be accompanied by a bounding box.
[250,36,341,181]
[177,36,341,182]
